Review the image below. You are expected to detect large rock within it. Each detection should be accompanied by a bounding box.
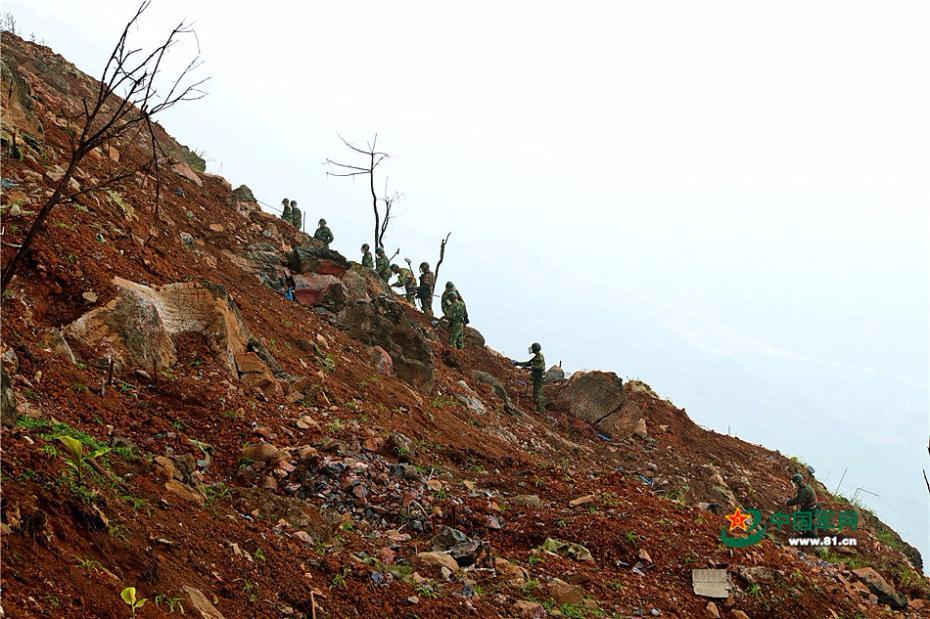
[552,370,644,439]
[852,567,907,610]
[336,297,434,389]
[293,273,347,311]
[63,278,264,382]
[289,244,348,275]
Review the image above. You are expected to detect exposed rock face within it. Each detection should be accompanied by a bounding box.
[293,273,347,310]
[552,371,644,439]
[63,278,270,382]
[289,244,349,275]
[336,297,434,389]
[852,567,908,610]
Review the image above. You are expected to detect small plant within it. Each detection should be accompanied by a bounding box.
[253,547,267,561]
[154,592,186,614]
[56,435,110,484]
[121,494,146,511]
[120,587,147,618]
[327,419,343,433]
[748,583,763,597]
[108,523,130,541]
[171,419,185,431]
[625,530,639,544]
[415,583,437,598]
[71,382,91,394]
[528,555,542,566]
[76,556,104,574]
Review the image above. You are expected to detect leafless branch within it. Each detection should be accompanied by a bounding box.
[325,134,392,251]
[432,232,452,298]
[1,1,207,289]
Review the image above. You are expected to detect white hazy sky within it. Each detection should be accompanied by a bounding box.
[9,1,929,569]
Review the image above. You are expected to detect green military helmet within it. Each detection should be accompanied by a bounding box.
[390,264,400,272]
[529,342,541,353]
[376,247,385,255]
[281,198,289,206]
[362,243,370,251]
[445,281,454,290]
[419,261,429,272]
[791,473,803,484]
[318,218,326,226]
[290,200,297,207]
[447,291,459,302]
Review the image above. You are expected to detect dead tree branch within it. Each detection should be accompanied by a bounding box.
[432,232,452,298]
[325,134,391,251]
[1,0,207,290]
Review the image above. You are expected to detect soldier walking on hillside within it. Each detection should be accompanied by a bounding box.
[514,342,546,413]
[390,264,417,304]
[289,200,302,230]
[786,473,820,537]
[417,262,435,315]
[361,243,374,268]
[314,218,334,248]
[441,282,469,325]
[446,292,466,349]
[375,247,391,283]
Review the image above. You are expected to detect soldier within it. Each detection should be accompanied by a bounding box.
[375,247,391,283]
[514,343,546,413]
[787,473,819,537]
[417,262,435,315]
[360,243,374,268]
[390,264,417,304]
[445,292,466,349]
[289,200,302,229]
[786,473,818,511]
[281,198,292,222]
[441,282,469,324]
[314,218,334,248]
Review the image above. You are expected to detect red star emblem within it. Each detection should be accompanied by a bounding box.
[724,507,751,532]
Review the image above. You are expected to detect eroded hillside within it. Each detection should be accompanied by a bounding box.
[1,33,927,618]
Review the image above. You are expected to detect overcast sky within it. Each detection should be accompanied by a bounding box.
[10,1,928,569]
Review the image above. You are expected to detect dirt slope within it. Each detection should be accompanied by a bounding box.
[1,33,927,619]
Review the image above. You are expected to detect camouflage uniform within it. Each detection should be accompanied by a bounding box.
[418,269,435,315]
[290,201,302,229]
[314,225,334,247]
[281,199,292,222]
[376,253,391,283]
[446,299,467,349]
[392,268,417,303]
[516,349,546,413]
[787,482,818,511]
[441,286,469,324]
[361,249,374,269]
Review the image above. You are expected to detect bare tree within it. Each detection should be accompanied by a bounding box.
[1,0,207,289]
[432,232,452,299]
[378,177,402,249]
[325,134,391,251]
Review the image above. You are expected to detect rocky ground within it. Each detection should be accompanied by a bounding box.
[1,33,928,618]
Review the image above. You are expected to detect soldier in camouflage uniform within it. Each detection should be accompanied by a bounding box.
[787,473,819,537]
[390,264,417,304]
[361,243,374,268]
[314,218,334,248]
[289,200,302,229]
[281,198,292,222]
[514,343,546,413]
[375,247,391,283]
[445,292,466,349]
[786,473,818,511]
[417,262,435,315]
[441,282,469,324]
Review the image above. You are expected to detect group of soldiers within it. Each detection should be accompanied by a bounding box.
[280,197,334,248]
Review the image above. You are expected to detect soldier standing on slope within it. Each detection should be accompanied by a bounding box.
[361,243,374,268]
[445,292,466,349]
[417,262,435,315]
[514,342,546,413]
[375,247,391,283]
[281,198,292,223]
[314,218,334,248]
